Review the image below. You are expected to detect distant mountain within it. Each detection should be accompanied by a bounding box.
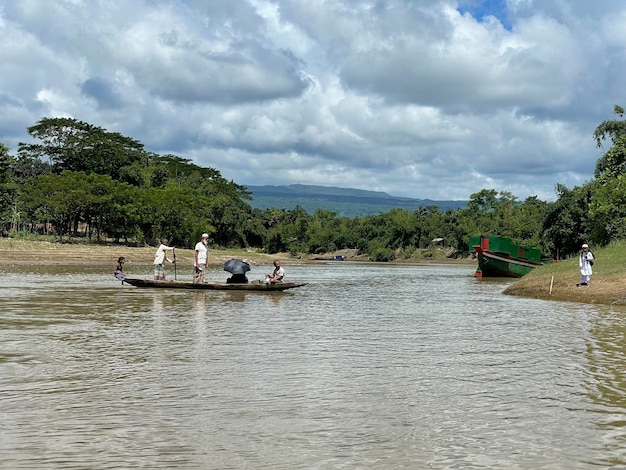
[245,184,467,218]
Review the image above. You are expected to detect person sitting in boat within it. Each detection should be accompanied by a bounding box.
[227,273,249,284]
[114,256,126,283]
[265,260,285,283]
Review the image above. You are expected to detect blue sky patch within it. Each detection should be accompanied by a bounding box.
[457,0,512,30]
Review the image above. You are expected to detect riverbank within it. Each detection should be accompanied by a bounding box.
[3,238,625,304]
[504,240,626,305]
[0,238,289,267]
[0,238,471,266]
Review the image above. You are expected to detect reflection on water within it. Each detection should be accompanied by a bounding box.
[1,262,626,468]
[581,305,626,468]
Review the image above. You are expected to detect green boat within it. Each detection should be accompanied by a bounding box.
[469,235,545,278]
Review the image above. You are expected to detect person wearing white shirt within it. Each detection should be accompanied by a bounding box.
[266,260,285,283]
[153,239,175,280]
[194,233,209,283]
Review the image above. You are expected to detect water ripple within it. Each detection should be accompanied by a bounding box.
[1,263,626,468]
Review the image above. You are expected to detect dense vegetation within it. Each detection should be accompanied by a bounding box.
[2,108,626,260]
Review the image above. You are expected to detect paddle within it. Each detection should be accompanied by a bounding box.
[173,248,177,280]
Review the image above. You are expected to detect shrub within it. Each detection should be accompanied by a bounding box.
[370,247,395,262]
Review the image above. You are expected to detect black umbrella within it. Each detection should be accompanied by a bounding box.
[223,258,251,275]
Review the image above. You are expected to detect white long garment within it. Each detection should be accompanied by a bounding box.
[154,244,174,265]
[579,251,594,276]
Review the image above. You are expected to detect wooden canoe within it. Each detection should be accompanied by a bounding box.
[123,278,307,291]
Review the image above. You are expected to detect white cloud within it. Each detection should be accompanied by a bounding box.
[0,0,621,201]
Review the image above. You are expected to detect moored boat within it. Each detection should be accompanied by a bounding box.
[311,255,346,261]
[469,235,545,278]
[124,278,307,291]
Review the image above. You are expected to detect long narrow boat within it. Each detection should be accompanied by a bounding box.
[469,235,545,278]
[124,278,307,291]
[311,255,347,261]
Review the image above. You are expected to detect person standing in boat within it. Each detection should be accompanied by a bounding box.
[265,260,285,283]
[154,239,175,281]
[578,243,594,286]
[194,233,210,283]
[114,256,126,283]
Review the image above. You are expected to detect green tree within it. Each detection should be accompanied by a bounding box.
[593,105,626,148]
[586,106,626,246]
[595,135,626,180]
[589,177,626,243]
[18,117,149,179]
[513,196,550,248]
[11,153,51,184]
[19,171,125,240]
[419,206,447,247]
[304,209,339,254]
[439,210,470,254]
[20,171,90,238]
[386,208,419,250]
[0,144,18,232]
[541,184,593,258]
[261,206,311,254]
[99,183,143,243]
[460,189,500,234]
[492,191,518,235]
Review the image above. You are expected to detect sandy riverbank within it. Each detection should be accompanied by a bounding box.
[0,239,472,266]
[0,239,290,268]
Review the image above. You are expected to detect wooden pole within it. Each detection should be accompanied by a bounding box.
[173,248,177,280]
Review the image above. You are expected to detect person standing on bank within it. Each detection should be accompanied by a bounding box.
[154,239,175,281]
[578,243,594,286]
[194,233,210,283]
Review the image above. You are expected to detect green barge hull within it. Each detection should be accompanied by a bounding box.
[469,235,544,278]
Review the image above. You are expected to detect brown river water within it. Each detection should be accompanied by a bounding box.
[1,262,626,469]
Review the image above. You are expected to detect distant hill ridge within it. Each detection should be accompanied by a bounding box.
[246,184,467,218]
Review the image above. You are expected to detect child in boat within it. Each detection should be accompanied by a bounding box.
[114,257,126,282]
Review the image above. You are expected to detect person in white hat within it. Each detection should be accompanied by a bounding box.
[577,243,594,286]
[194,233,210,283]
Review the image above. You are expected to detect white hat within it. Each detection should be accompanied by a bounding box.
[202,233,209,238]
[582,243,589,248]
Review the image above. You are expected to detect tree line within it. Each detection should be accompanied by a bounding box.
[1,109,625,260]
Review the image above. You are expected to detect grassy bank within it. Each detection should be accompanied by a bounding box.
[504,240,626,305]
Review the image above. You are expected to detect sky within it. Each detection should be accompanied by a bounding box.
[1,0,625,202]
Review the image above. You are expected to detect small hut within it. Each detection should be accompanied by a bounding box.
[430,237,445,248]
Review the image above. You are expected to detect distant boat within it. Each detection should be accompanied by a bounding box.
[311,255,346,261]
[469,235,545,278]
[124,278,307,291]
